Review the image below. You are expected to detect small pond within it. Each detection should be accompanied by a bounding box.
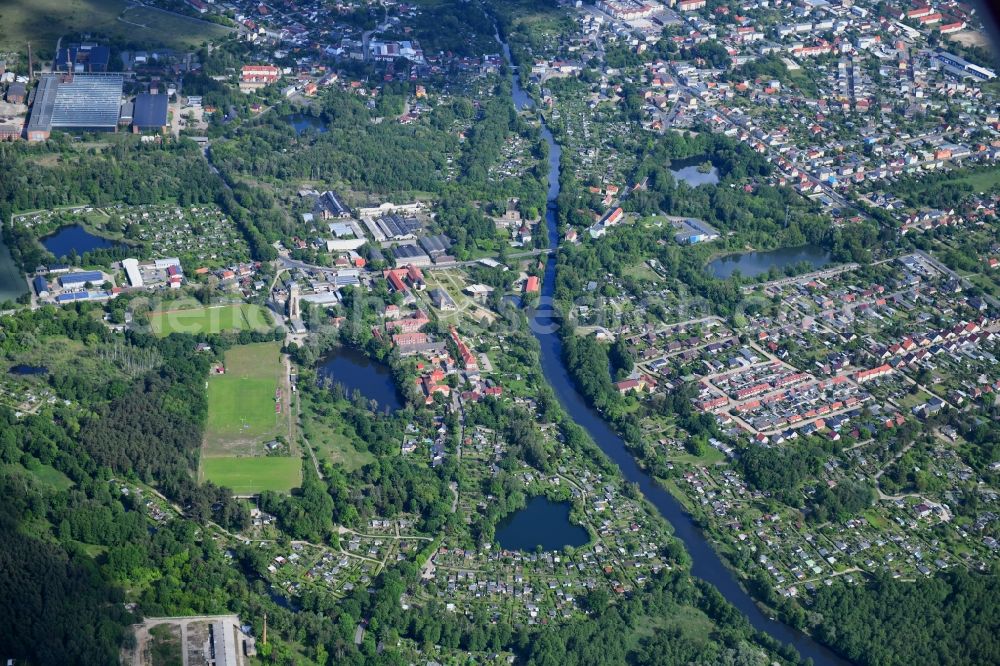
[287,113,328,135]
[670,155,720,187]
[496,496,590,552]
[707,244,832,280]
[317,346,403,412]
[41,225,116,258]
[9,364,48,376]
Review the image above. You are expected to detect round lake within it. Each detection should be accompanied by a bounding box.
[287,113,328,135]
[41,225,117,259]
[495,496,590,552]
[317,346,403,412]
[669,155,720,187]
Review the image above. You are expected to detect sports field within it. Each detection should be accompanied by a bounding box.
[204,342,287,453]
[201,342,298,493]
[201,457,301,495]
[149,303,272,337]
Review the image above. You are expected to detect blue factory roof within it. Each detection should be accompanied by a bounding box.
[133,93,169,128]
[56,44,111,73]
[54,291,109,303]
[59,270,104,286]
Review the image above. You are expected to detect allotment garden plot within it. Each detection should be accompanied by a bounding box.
[13,203,251,269]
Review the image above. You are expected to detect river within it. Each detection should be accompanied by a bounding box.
[498,31,847,666]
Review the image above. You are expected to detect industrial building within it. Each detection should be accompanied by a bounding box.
[54,290,112,303]
[5,82,26,104]
[32,276,50,297]
[59,270,104,288]
[56,44,111,73]
[118,101,134,127]
[376,213,422,240]
[26,73,124,141]
[934,51,997,81]
[673,218,719,245]
[317,190,351,218]
[132,93,169,132]
[210,620,238,666]
[393,244,432,267]
[122,258,144,288]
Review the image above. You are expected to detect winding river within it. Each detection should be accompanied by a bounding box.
[498,33,847,666]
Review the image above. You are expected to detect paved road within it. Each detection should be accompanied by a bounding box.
[742,262,861,293]
[278,247,553,275]
[915,249,1000,308]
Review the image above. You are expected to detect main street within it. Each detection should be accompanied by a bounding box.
[276,247,554,275]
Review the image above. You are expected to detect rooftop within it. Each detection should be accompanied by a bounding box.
[27,74,124,133]
[133,93,169,128]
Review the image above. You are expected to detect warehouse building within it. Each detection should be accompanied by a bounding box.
[132,93,169,133]
[27,73,124,141]
[418,233,452,258]
[59,270,104,288]
[32,276,50,298]
[393,244,432,267]
[122,258,144,288]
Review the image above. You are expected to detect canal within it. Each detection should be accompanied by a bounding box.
[498,30,848,666]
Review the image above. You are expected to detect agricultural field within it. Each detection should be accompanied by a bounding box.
[0,0,230,57]
[148,303,272,337]
[200,457,301,495]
